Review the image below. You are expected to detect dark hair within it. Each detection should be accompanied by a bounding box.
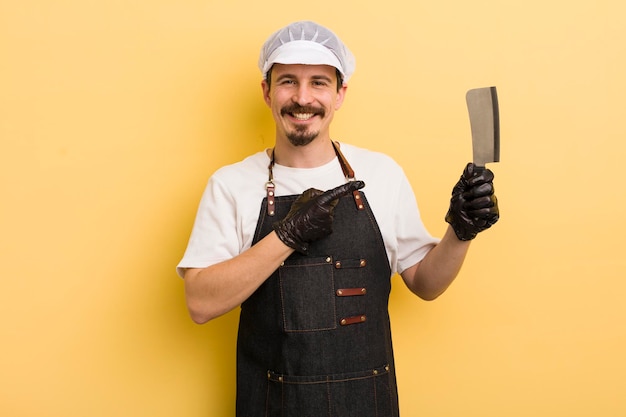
[265,66,344,92]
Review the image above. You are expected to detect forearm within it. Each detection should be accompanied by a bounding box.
[401,225,471,301]
[183,231,294,323]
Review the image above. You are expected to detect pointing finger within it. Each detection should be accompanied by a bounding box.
[317,180,365,206]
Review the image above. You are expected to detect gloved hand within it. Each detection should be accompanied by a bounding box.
[445,163,499,241]
[273,181,365,253]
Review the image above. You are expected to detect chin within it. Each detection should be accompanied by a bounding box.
[287,132,319,147]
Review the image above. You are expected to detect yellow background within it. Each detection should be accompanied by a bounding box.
[2,0,625,416]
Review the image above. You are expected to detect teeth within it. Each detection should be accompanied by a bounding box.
[292,113,314,120]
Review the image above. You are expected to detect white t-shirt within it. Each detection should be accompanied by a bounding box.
[177,143,438,277]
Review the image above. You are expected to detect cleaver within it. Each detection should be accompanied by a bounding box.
[466,86,500,170]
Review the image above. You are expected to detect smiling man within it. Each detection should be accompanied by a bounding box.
[265,63,344,148]
[177,21,499,417]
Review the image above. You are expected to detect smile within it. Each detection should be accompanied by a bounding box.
[281,105,325,121]
[292,113,315,121]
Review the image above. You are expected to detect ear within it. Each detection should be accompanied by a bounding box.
[334,84,348,110]
[261,79,271,106]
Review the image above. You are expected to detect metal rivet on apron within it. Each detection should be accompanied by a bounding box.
[269,200,274,205]
[361,288,367,294]
[360,259,367,267]
[269,210,275,216]
[340,318,347,325]
[358,204,364,209]
[373,369,378,375]
[280,261,284,267]
[385,365,390,371]
[325,257,332,263]
[268,191,274,196]
[278,376,283,382]
[267,371,271,379]
[360,315,366,322]
[337,289,343,296]
[335,261,341,268]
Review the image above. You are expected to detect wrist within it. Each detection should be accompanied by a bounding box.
[272,221,309,254]
[445,209,477,241]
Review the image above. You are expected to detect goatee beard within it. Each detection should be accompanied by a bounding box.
[287,127,319,146]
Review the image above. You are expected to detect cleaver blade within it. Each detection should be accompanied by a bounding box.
[466,86,500,169]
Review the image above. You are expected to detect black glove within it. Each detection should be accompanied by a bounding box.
[445,163,499,241]
[273,181,365,253]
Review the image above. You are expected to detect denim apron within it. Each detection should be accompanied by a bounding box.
[236,144,400,417]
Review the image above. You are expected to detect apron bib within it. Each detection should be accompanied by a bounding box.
[236,146,400,417]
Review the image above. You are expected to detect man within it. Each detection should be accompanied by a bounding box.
[177,20,498,417]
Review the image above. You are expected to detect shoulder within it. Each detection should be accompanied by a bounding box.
[208,150,269,192]
[337,142,406,181]
[212,150,269,181]
[194,150,270,208]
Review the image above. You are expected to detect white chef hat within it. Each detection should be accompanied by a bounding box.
[258,21,356,85]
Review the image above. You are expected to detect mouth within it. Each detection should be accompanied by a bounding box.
[281,106,324,122]
[291,112,315,121]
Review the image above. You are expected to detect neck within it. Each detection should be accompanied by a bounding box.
[272,137,337,168]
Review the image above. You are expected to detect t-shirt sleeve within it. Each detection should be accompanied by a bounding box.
[394,174,439,274]
[176,175,241,277]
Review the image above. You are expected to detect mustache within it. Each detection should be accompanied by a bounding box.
[280,104,325,117]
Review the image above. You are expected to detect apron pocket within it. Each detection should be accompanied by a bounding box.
[265,365,394,417]
[279,256,336,332]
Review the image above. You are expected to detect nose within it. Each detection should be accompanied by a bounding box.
[293,84,314,105]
